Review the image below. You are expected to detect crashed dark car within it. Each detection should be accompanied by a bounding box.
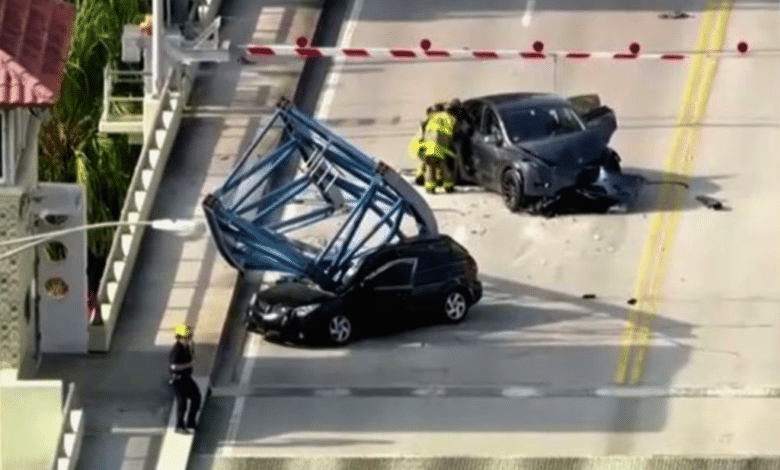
[448,92,643,215]
[246,234,482,346]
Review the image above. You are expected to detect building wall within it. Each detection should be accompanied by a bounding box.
[0,108,41,370]
[0,368,63,470]
[34,183,88,353]
[0,188,35,369]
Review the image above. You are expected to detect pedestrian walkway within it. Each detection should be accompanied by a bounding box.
[29,0,319,468]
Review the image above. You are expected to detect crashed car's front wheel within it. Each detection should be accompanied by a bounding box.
[325,313,353,346]
[501,169,525,212]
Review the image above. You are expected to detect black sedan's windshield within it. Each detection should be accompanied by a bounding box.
[499,105,584,143]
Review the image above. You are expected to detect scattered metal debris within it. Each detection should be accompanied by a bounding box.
[582,294,596,299]
[696,195,729,211]
[659,10,693,19]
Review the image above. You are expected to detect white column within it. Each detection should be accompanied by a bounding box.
[152,0,164,95]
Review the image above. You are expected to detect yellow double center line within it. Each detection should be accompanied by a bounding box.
[614,0,734,385]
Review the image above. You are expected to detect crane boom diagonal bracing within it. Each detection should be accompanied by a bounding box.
[203,98,438,291]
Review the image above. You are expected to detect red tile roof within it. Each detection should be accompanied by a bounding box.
[0,0,75,108]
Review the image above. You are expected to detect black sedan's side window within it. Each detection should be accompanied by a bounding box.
[414,243,452,285]
[364,258,416,289]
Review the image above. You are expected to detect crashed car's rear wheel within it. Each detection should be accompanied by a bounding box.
[441,289,469,324]
[501,169,525,212]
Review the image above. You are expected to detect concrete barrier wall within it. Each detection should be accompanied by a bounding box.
[0,369,62,470]
[48,382,84,470]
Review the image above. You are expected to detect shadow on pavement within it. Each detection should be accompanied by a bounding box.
[365,273,696,347]
[187,275,695,466]
[625,167,731,213]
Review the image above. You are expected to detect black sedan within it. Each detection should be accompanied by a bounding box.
[246,234,482,346]
[449,93,643,215]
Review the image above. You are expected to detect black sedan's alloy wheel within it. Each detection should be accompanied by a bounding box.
[501,170,524,212]
[442,290,469,323]
[326,314,353,345]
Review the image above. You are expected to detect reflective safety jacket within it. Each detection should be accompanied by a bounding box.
[408,111,457,160]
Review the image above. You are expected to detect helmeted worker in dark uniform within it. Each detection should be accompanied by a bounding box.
[169,324,201,433]
[444,98,472,179]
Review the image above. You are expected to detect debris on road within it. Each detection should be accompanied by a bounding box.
[582,294,597,299]
[659,10,693,19]
[696,195,729,211]
[627,298,637,305]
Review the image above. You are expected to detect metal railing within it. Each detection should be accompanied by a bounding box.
[49,382,84,470]
[100,66,149,125]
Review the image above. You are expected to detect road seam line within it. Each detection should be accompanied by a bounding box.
[209,384,780,399]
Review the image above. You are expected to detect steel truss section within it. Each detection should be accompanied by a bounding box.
[203,97,438,291]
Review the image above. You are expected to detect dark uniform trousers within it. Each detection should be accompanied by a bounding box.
[169,341,201,428]
[172,374,201,428]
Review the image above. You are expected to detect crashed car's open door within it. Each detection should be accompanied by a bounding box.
[567,94,617,144]
[202,98,438,292]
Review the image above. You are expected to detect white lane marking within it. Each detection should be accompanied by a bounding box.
[220,0,366,456]
[209,385,780,399]
[521,0,536,26]
[501,387,541,398]
[220,332,262,457]
[595,386,668,398]
[313,388,352,397]
[110,427,167,434]
[411,387,446,397]
[314,0,365,120]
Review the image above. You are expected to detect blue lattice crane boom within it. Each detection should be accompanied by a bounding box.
[202,98,438,291]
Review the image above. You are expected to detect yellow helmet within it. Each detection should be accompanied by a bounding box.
[174,324,192,337]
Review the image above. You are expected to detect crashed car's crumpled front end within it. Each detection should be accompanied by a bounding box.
[518,94,643,216]
[527,167,646,217]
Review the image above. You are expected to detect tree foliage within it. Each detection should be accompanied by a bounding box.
[38,0,149,286]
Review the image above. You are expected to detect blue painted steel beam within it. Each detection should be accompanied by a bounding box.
[203,98,438,291]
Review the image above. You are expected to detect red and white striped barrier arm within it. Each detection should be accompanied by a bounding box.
[245,39,752,61]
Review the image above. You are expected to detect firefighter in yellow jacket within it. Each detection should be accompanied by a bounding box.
[408,104,457,193]
[412,104,443,186]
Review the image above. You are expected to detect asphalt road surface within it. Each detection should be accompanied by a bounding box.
[190,0,780,465]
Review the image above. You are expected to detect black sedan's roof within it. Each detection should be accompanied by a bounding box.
[471,92,569,112]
